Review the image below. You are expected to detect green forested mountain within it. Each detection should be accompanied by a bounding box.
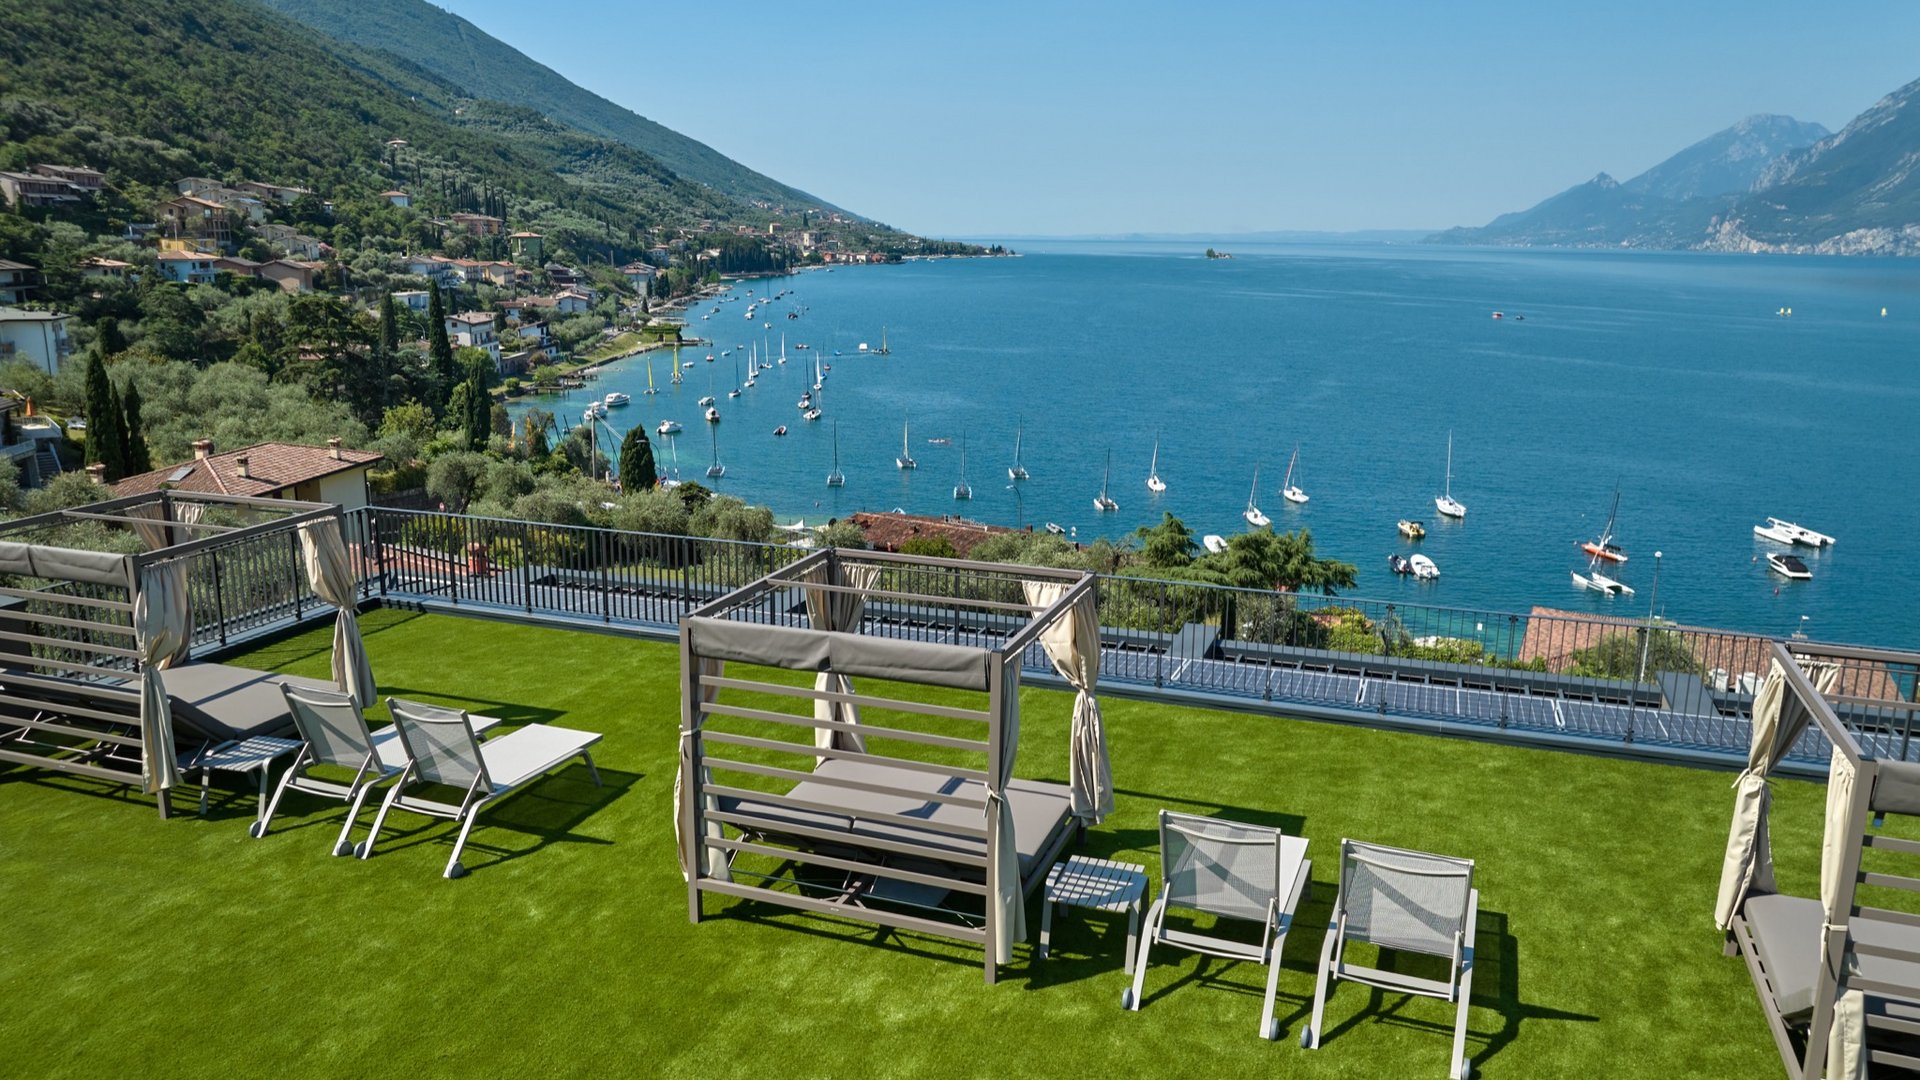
[257,0,845,215]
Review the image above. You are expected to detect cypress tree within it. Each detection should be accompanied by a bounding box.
[82,350,124,477]
[426,284,455,414]
[121,381,151,475]
[464,378,489,451]
[102,381,131,481]
[618,426,658,491]
[96,316,127,358]
[379,291,399,356]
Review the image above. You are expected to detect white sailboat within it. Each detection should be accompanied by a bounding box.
[812,351,823,392]
[1572,559,1634,596]
[896,418,917,469]
[876,326,890,355]
[1243,465,1269,527]
[661,438,682,488]
[1093,450,1119,512]
[728,355,741,399]
[1008,427,1029,481]
[1436,431,1466,519]
[1281,446,1307,504]
[1146,436,1166,493]
[705,424,725,479]
[825,421,845,487]
[643,356,658,395]
[779,332,788,365]
[954,430,973,500]
[745,344,757,387]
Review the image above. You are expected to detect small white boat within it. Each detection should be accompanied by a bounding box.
[954,431,973,500]
[603,392,631,408]
[826,421,845,487]
[1388,554,1412,575]
[1766,517,1836,548]
[1009,427,1029,481]
[698,395,715,407]
[1435,431,1466,519]
[728,388,741,399]
[1243,465,1268,527]
[1752,521,1797,544]
[1398,519,1426,540]
[1768,552,1813,580]
[1046,522,1067,536]
[773,426,787,437]
[1573,564,1634,596]
[1203,534,1228,554]
[1281,445,1307,505]
[803,408,822,422]
[583,401,605,421]
[705,406,721,424]
[656,420,682,435]
[897,419,917,469]
[1146,436,1166,493]
[1409,554,1440,580]
[1093,450,1119,512]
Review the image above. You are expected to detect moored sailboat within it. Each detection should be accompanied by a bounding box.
[1281,445,1307,504]
[1436,431,1466,519]
[954,430,973,500]
[1008,427,1029,481]
[1244,465,1269,527]
[1146,436,1166,493]
[1093,450,1118,512]
[896,418,917,469]
[826,421,845,487]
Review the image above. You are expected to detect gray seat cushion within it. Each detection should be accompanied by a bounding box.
[158,662,339,743]
[1745,893,1920,1020]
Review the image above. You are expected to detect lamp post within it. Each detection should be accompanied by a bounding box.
[1648,551,1662,620]
[1635,551,1664,695]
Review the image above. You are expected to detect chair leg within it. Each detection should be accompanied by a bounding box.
[333,780,381,857]
[249,761,302,839]
[1124,897,1165,1011]
[1305,928,1339,1049]
[1260,924,1287,1041]
[443,796,492,879]
[1450,954,1476,1079]
[581,750,602,787]
[357,781,405,860]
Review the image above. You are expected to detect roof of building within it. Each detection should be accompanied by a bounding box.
[78,257,131,269]
[155,250,215,262]
[0,307,71,324]
[111,441,383,498]
[166,195,228,211]
[447,311,496,325]
[508,231,544,239]
[0,259,35,272]
[847,511,1017,556]
[379,190,409,197]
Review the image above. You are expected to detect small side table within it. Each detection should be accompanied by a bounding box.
[1040,855,1149,973]
[185,736,303,821]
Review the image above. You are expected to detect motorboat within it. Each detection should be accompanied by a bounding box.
[656,420,682,435]
[705,406,721,424]
[698,395,716,407]
[1281,446,1307,504]
[1203,534,1229,555]
[1243,465,1267,527]
[728,388,741,399]
[1768,552,1813,580]
[1146,436,1166,493]
[1399,520,1426,540]
[803,408,822,421]
[705,353,715,362]
[1008,428,1029,481]
[1409,554,1440,580]
[797,393,812,409]
[583,401,605,421]
[1573,564,1634,596]
[1094,450,1119,512]
[897,419,917,469]
[773,426,787,437]
[1580,487,1628,563]
[1752,521,1797,544]
[1046,523,1068,536]
[1435,430,1466,518]
[1388,554,1412,575]
[603,392,631,408]
[1765,517,1836,547]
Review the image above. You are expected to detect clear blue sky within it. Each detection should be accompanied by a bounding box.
[441,0,1920,237]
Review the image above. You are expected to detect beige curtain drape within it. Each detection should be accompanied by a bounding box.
[675,656,729,882]
[987,673,1025,964]
[1022,580,1112,824]
[133,564,185,793]
[124,502,196,667]
[1819,749,1866,1080]
[803,561,880,754]
[299,517,377,709]
[1714,658,1840,928]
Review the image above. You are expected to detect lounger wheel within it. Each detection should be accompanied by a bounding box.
[331,840,353,857]
[445,861,468,880]
[353,841,371,859]
[247,821,268,839]
[1300,1028,1314,1049]
[1263,1018,1279,1042]
[1120,989,1136,1011]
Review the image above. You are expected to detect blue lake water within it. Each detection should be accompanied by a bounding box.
[509,241,1920,647]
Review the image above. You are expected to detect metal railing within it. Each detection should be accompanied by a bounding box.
[160,506,1919,771]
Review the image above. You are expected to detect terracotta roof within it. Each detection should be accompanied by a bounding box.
[111,441,382,499]
[848,511,1017,556]
[155,250,214,262]
[380,190,409,197]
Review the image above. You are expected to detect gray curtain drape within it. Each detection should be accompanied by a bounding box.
[1714,657,1840,928]
[675,656,729,882]
[133,564,185,793]
[299,517,377,709]
[987,672,1025,964]
[803,561,880,754]
[1023,580,1112,824]
[1819,749,1866,1080]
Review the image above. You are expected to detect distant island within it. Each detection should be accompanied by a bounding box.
[1204,248,1233,260]
[1428,73,1920,255]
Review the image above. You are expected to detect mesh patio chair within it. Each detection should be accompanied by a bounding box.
[1125,810,1312,1040]
[1303,839,1479,1079]
[251,685,398,854]
[357,697,603,879]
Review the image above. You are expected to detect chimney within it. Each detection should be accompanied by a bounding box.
[327,436,343,460]
[234,454,250,480]
[192,439,213,460]
[85,462,106,485]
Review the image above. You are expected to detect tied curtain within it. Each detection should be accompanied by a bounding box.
[299,517,377,710]
[1818,749,1866,1080]
[801,561,881,754]
[1714,657,1840,929]
[125,501,201,794]
[1022,580,1113,824]
[987,669,1025,964]
[675,656,729,882]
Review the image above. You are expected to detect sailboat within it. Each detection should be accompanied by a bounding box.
[779,332,788,365]
[1580,487,1628,563]
[744,344,757,387]
[876,326,890,355]
[1093,450,1119,512]
[1008,428,1029,480]
[896,418,917,469]
[1146,436,1166,493]
[728,355,741,399]
[705,425,725,479]
[825,421,845,487]
[643,355,658,395]
[1281,446,1308,505]
[1244,465,1270,527]
[954,430,973,500]
[661,439,683,489]
[1435,431,1466,519]
[670,346,683,384]
[812,352,823,392]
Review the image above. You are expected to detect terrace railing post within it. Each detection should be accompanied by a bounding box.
[522,521,534,615]
[212,547,227,647]
[600,530,612,624]
[290,532,304,622]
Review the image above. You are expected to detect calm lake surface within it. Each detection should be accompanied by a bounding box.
[510,241,1920,647]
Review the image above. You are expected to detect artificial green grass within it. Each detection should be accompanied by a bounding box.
[0,608,1829,1077]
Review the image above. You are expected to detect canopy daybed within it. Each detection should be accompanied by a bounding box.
[1717,642,1920,1078]
[0,490,374,818]
[675,547,1109,983]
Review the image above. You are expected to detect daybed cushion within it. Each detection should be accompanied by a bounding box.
[715,757,1073,878]
[159,662,339,743]
[1745,893,1920,1020]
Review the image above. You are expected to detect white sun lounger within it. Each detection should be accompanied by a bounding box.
[252,685,503,855]
[358,697,602,879]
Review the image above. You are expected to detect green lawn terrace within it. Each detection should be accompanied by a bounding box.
[0,608,1846,1078]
